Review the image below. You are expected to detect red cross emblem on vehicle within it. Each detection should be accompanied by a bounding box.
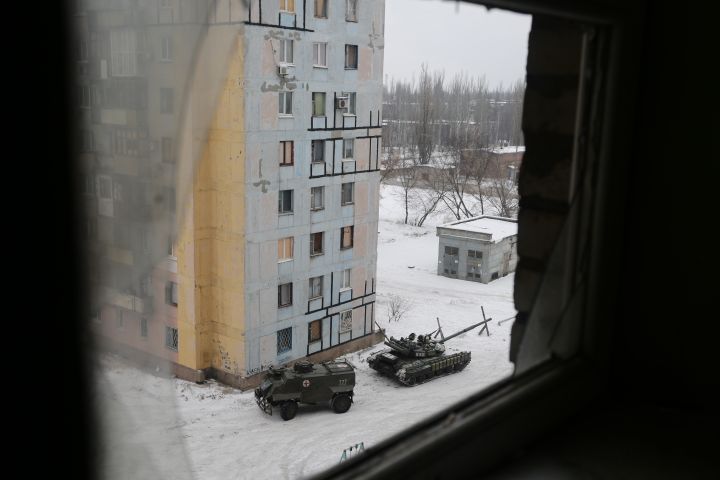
[302,379,310,388]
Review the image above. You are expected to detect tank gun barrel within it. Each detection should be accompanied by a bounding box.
[439,320,486,343]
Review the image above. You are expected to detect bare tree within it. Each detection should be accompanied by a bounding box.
[386,294,412,323]
[415,64,443,165]
[409,175,445,227]
[487,162,519,218]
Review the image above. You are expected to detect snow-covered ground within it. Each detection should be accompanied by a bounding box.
[99,184,516,480]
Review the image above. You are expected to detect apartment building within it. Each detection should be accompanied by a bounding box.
[79,0,385,388]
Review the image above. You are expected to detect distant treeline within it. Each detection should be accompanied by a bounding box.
[382,65,525,162]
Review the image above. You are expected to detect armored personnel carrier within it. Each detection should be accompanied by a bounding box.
[367,319,487,386]
[255,359,355,420]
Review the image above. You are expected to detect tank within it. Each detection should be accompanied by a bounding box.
[254,359,355,420]
[367,320,486,386]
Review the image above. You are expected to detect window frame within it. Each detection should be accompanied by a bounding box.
[344,44,358,69]
[312,139,325,164]
[341,182,354,205]
[279,38,294,65]
[165,326,178,351]
[340,226,354,250]
[312,92,327,118]
[345,0,358,22]
[339,309,353,333]
[308,319,322,343]
[278,236,293,262]
[309,276,323,300]
[342,91,357,115]
[278,283,293,308]
[313,42,328,68]
[279,140,294,166]
[279,0,295,13]
[340,268,351,291]
[278,189,294,214]
[343,138,354,160]
[311,186,324,211]
[160,36,172,62]
[277,327,292,355]
[314,0,327,18]
[310,231,324,256]
[278,90,293,116]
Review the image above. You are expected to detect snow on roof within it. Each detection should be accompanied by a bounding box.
[439,216,518,242]
[488,145,525,155]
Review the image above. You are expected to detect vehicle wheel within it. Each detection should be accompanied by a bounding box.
[280,400,298,421]
[332,393,352,414]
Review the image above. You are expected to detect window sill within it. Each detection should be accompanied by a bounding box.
[342,158,354,162]
[311,207,325,212]
[339,287,352,292]
[313,65,329,69]
[278,114,294,118]
[278,304,292,309]
[278,212,294,216]
[279,62,295,67]
[279,163,294,167]
[310,252,324,257]
[345,67,358,71]
[345,19,358,23]
[278,259,293,264]
[311,161,325,166]
[341,202,354,206]
[343,113,357,117]
[340,247,353,251]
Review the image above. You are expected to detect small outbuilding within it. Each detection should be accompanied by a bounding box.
[436,216,518,283]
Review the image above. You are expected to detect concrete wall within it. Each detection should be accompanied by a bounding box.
[437,232,518,284]
[241,0,385,374]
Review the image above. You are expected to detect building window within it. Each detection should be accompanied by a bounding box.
[345,45,358,69]
[310,232,324,256]
[161,137,174,163]
[309,276,323,300]
[277,327,292,354]
[491,272,499,280]
[346,0,358,21]
[314,0,327,18]
[343,139,354,159]
[468,250,483,259]
[278,237,293,262]
[79,85,90,108]
[160,87,174,113]
[279,189,293,214]
[341,182,354,205]
[279,91,293,115]
[165,326,178,351]
[309,320,322,342]
[340,268,351,290]
[313,42,327,67]
[165,281,178,306]
[279,141,294,166]
[98,176,112,199]
[140,318,148,338]
[313,92,326,117]
[445,246,459,255]
[279,39,293,64]
[161,36,172,61]
[280,0,295,12]
[311,186,324,210]
[278,283,293,308]
[110,28,137,76]
[340,310,353,333]
[340,226,354,250]
[312,140,325,163]
[342,92,357,115]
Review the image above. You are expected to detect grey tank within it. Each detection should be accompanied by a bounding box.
[367,321,485,386]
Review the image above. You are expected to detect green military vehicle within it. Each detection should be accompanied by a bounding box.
[254,359,355,420]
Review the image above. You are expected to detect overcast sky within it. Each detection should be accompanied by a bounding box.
[383,0,532,89]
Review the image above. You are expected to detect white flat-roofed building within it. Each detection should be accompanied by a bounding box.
[436,216,518,283]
